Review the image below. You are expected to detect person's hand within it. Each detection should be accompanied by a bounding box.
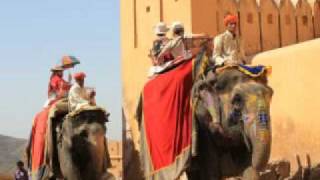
[90,90,96,98]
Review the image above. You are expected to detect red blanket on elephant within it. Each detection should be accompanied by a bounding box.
[29,101,58,178]
[141,59,194,179]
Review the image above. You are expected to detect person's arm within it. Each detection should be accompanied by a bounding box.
[212,36,225,66]
[88,90,96,105]
[157,39,175,62]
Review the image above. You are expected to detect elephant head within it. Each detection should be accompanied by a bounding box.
[193,67,273,178]
[59,108,110,180]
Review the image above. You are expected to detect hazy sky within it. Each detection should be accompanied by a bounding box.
[0,0,121,140]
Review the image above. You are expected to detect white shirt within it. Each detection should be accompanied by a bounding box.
[212,30,246,66]
[68,83,90,111]
[159,35,192,60]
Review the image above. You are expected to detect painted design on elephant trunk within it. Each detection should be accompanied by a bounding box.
[257,98,270,144]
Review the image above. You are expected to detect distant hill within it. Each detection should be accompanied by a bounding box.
[0,134,27,175]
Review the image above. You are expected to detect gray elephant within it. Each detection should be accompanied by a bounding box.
[134,43,273,180]
[188,65,273,180]
[45,105,111,180]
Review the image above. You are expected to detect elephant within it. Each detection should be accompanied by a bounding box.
[134,42,273,180]
[187,65,273,180]
[44,105,111,180]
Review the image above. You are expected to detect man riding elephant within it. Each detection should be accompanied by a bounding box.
[68,72,96,111]
[212,14,247,67]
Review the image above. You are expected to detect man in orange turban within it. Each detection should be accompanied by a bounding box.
[212,14,247,67]
[68,72,96,111]
[224,14,238,26]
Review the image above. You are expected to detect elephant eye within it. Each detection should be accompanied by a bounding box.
[198,83,207,91]
[79,130,88,138]
[232,94,243,107]
[214,80,227,91]
[208,78,216,86]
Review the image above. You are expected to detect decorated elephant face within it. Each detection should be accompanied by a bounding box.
[214,69,273,170]
[221,81,273,129]
[192,68,273,179]
[61,110,109,179]
[71,111,108,139]
[201,69,273,129]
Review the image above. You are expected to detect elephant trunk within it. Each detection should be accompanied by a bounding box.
[88,122,108,175]
[247,99,271,171]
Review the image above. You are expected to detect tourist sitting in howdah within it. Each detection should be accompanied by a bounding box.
[148,22,172,77]
[148,21,209,77]
[146,14,253,134]
[44,65,71,107]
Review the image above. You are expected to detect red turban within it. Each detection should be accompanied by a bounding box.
[73,72,86,80]
[224,14,238,26]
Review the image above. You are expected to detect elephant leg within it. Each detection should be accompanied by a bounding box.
[242,167,260,180]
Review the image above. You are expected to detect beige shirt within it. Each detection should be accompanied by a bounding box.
[68,83,90,111]
[158,35,192,59]
[212,30,246,66]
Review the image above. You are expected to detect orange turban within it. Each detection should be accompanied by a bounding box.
[73,72,86,80]
[224,14,238,26]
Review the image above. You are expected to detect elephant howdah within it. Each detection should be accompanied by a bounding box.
[136,50,273,180]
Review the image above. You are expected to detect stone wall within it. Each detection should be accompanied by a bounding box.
[108,140,123,179]
[121,0,320,153]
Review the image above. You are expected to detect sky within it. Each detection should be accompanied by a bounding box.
[0,0,121,140]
